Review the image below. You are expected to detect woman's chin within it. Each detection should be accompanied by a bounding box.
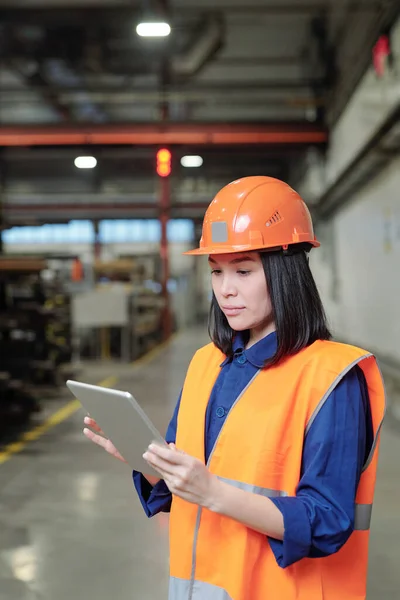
[225,315,250,330]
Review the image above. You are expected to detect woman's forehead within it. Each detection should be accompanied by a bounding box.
[208,252,260,264]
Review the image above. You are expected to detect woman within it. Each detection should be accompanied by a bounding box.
[84,176,385,600]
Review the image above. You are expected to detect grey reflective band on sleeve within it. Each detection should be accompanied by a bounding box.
[217,476,288,498]
[354,503,373,531]
[211,221,228,243]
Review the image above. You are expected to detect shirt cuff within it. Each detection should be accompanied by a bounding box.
[132,470,172,517]
[267,496,312,568]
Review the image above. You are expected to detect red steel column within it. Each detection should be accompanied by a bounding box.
[159,0,172,341]
[159,173,172,341]
[93,220,101,260]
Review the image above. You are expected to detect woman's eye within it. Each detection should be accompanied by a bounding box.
[237,270,250,276]
[211,269,221,275]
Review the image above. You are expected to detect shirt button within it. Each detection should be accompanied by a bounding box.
[236,354,246,364]
[216,407,225,418]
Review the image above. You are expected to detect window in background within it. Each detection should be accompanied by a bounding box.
[2,220,95,244]
[2,219,194,245]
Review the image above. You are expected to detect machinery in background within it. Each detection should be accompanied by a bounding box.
[0,256,73,431]
[72,257,167,362]
[0,251,180,435]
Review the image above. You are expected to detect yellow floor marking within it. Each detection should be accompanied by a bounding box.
[0,333,178,465]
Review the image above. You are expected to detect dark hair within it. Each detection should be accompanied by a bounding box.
[208,243,331,367]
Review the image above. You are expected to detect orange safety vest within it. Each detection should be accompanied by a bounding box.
[169,340,386,600]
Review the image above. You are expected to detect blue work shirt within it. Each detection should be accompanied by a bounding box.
[132,331,373,568]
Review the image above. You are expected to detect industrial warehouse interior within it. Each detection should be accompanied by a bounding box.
[0,0,399,599]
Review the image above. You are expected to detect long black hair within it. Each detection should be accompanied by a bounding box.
[208,243,331,367]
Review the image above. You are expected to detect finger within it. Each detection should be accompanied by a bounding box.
[83,427,108,450]
[163,475,191,498]
[84,416,105,435]
[83,428,126,463]
[163,476,179,494]
[143,451,178,477]
[148,443,186,465]
[111,448,127,463]
[143,457,170,480]
[146,463,169,480]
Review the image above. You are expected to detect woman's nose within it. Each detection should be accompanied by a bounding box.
[220,275,237,297]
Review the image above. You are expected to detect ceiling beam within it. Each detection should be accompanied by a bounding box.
[175,2,377,15]
[215,56,301,67]
[0,80,323,98]
[0,3,378,22]
[0,123,327,147]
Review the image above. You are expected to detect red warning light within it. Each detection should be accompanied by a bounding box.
[156,148,171,177]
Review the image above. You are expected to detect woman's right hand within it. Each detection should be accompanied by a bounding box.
[83,416,126,463]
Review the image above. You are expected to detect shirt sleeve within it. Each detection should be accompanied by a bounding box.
[268,366,372,568]
[132,391,181,517]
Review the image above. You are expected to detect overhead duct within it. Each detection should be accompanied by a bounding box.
[43,59,107,122]
[171,14,224,78]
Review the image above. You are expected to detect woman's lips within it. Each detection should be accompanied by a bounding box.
[222,306,245,316]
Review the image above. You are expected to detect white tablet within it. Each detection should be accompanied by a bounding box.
[66,379,167,477]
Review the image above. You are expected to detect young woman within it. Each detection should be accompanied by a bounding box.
[84,176,385,600]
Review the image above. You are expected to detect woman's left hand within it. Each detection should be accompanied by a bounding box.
[143,443,219,509]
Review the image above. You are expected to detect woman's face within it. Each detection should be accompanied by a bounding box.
[209,252,275,342]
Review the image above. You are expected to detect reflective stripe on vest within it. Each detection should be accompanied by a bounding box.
[218,477,373,530]
[169,577,233,600]
[217,476,288,498]
[304,355,374,435]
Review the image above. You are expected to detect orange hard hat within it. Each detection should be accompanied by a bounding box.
[184,176,319,255]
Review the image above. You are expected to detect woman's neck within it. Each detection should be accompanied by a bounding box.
[246,321,276,350]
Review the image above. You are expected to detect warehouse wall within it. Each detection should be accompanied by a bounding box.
[298,15,400,206]
[311,156,400,362]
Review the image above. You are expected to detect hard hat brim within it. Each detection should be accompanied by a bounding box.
[183,239,320,256]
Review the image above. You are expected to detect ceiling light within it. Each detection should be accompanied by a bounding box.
[181,155,203,168]
[74,156,97,169]
[136,22,171,37]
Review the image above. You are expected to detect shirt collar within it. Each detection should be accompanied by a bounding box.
[220,330,277,368]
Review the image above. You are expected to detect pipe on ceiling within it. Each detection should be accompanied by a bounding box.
[170,14,224,78]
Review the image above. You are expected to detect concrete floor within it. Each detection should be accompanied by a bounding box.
[0,329,399,599]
